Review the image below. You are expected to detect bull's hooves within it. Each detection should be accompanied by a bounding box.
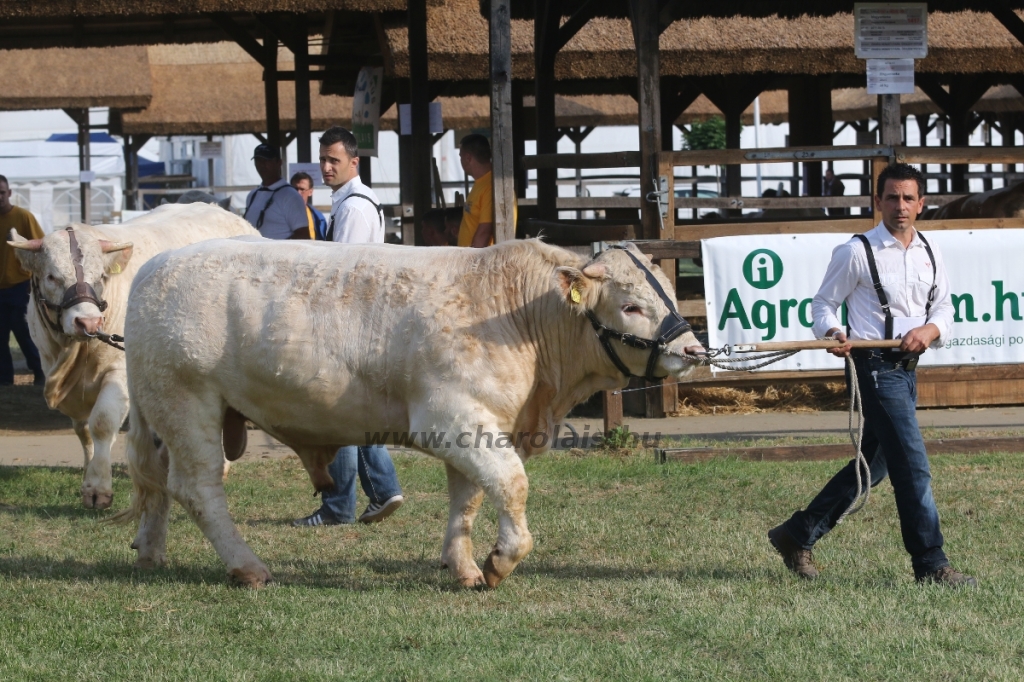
[482,554,510,589]
[457,573,486,589]
[228,567,273,589]
[82,491,114,509]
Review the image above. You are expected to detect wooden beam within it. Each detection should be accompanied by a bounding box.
[293,23,311,163]
[490,0,516,243]
[535,0,561,221]
[629,0,663,240]
[262,27,280,149]
[991,3,1024,48]
[555,0,599,52]
[878,94,901,146]
[211,13,267,68]
[408,0,432,243]
[521,151,642,170]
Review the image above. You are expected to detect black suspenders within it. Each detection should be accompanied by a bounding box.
[245,185,287,230]
[853,231,938,339]
[325,192,383,242]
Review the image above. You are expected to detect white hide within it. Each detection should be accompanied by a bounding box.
[11,203,258,508]
[120,238,702,588]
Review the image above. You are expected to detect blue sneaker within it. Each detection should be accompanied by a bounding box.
[292,508,347,527]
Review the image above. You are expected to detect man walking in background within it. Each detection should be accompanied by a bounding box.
[243,143,309,240]
[457,134,516,248]
[0,175,45,385]
[293,126,403,527]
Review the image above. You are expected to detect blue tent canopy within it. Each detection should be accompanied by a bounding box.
[46,132,119,144]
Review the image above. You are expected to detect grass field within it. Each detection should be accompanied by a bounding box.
[2,447,1024,681]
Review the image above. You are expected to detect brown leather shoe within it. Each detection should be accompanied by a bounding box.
[916,565,977,588]
[768,524,819,579]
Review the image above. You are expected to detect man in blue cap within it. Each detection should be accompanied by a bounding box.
[243,143,310,240]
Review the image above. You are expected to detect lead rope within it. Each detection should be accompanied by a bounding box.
[614,346,874,519]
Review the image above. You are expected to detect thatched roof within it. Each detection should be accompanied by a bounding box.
[0,46,151,110]
[0,0,403,18]
[387,5,1024,81]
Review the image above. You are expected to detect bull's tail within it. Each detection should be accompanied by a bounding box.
[107,400,168,526]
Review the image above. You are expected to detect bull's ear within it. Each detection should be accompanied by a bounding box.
[99,240,133,275]
[555,266,598,310]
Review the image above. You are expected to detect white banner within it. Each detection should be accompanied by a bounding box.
[352,67,384,156]
[703,230,1024,372]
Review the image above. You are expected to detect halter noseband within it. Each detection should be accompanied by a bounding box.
[32,226,108,334]
[584,245,693,382]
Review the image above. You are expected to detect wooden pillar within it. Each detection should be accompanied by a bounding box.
[123,134,136,211]
[511,80,527,198]
[629,0,663,239]
[359,157,372,186]
[294,25,311,163]
[534,0,560,221]
[490,0,516,242]
[408,0,432,244]
[397,81,416,245]
[1000,112,1017,177]
[789,78,832,196]
[68,108,92,223]
[724,106,742,202]
[878,94,901,148]
[263,28,281,150]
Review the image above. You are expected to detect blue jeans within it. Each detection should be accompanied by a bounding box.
[782,352,948,575]
[320,445,402,523]
[0,281,43,384]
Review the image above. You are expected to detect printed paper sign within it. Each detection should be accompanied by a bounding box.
[855,3,928,59]
[866,58,915,95]
[352,66,384,156]
[703,230,1024,372]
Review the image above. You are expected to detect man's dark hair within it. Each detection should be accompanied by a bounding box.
[0,174,8,186]
[460,134,491,164]
[290,171,313,187]
[318,126,359,159]
[876,162,926,198]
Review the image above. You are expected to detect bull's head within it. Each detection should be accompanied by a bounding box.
[555,242,704,379]
[8,226,133,340]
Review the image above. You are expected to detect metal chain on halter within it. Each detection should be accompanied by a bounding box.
[613,346,798,395]
[84,331,126,351]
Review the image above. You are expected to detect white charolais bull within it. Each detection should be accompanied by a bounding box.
[8,203,257,508]
[117,239,703,588]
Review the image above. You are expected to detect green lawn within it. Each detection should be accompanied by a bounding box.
[1,448,1023,681]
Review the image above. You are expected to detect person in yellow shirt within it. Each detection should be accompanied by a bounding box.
[457,134,516,247]
[0,175,45,385]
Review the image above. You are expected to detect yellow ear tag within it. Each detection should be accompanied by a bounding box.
[570,285,581,304]
[110,263,122,274]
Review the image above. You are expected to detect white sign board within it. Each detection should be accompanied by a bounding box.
[703,230,1024,372]
[866,58,915,95]
[198,141,223,159]
[398,102,444,136]
[352,66,384,156]
[287,162,323,187]
[854,3,928,59]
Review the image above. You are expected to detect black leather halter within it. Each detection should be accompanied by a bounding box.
[583,245,693,382]
[32,226,108,333]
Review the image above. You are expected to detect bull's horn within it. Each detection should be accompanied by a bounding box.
[99,240,133,253]
[8,229,43,251]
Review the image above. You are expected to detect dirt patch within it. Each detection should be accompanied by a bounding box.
[0,372,74,436]
[674,382,848,416]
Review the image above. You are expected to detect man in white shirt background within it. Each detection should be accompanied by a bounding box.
[243,143,310,240]
[768,163,975,588]
[293,126,404,527]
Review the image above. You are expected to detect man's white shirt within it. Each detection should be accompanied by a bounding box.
[811,221,954,347]
[329,176,384,244]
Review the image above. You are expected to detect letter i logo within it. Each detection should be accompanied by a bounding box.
[742,249,784,290]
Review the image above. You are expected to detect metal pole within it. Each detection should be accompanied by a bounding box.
[77,108,91,224]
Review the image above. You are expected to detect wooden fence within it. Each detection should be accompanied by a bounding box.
[521,144,1024,429]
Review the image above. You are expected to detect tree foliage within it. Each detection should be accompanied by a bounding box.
[682,117,727,151]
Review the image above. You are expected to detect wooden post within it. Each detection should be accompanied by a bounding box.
[878,94,901,147]
[490,0,515,242]
[66,108,92,223]
[511,80,527,198]
[408,0,432,244]
[293,25,311,164]
[656,151,678,415]
[723,105,742,211]
[534,0,560,221]
[603,388,623,433]
[263,28,280,150]
[630,0,662,240]
[123,133,136,211]
[359,157,372,186]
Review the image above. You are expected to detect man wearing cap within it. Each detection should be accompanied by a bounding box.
[292,125,404,527]
[243,143,310,240]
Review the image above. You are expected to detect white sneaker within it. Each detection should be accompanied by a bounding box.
[358,495,403,523]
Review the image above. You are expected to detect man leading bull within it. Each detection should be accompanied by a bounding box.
[768,163,975,587]
[292,126,404,527]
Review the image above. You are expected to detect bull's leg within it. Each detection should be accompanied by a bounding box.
[131,440,171,569]
[82,375,129,509]
[72,419,93,468]
[441,463,486,587]
[164,412,271,588]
